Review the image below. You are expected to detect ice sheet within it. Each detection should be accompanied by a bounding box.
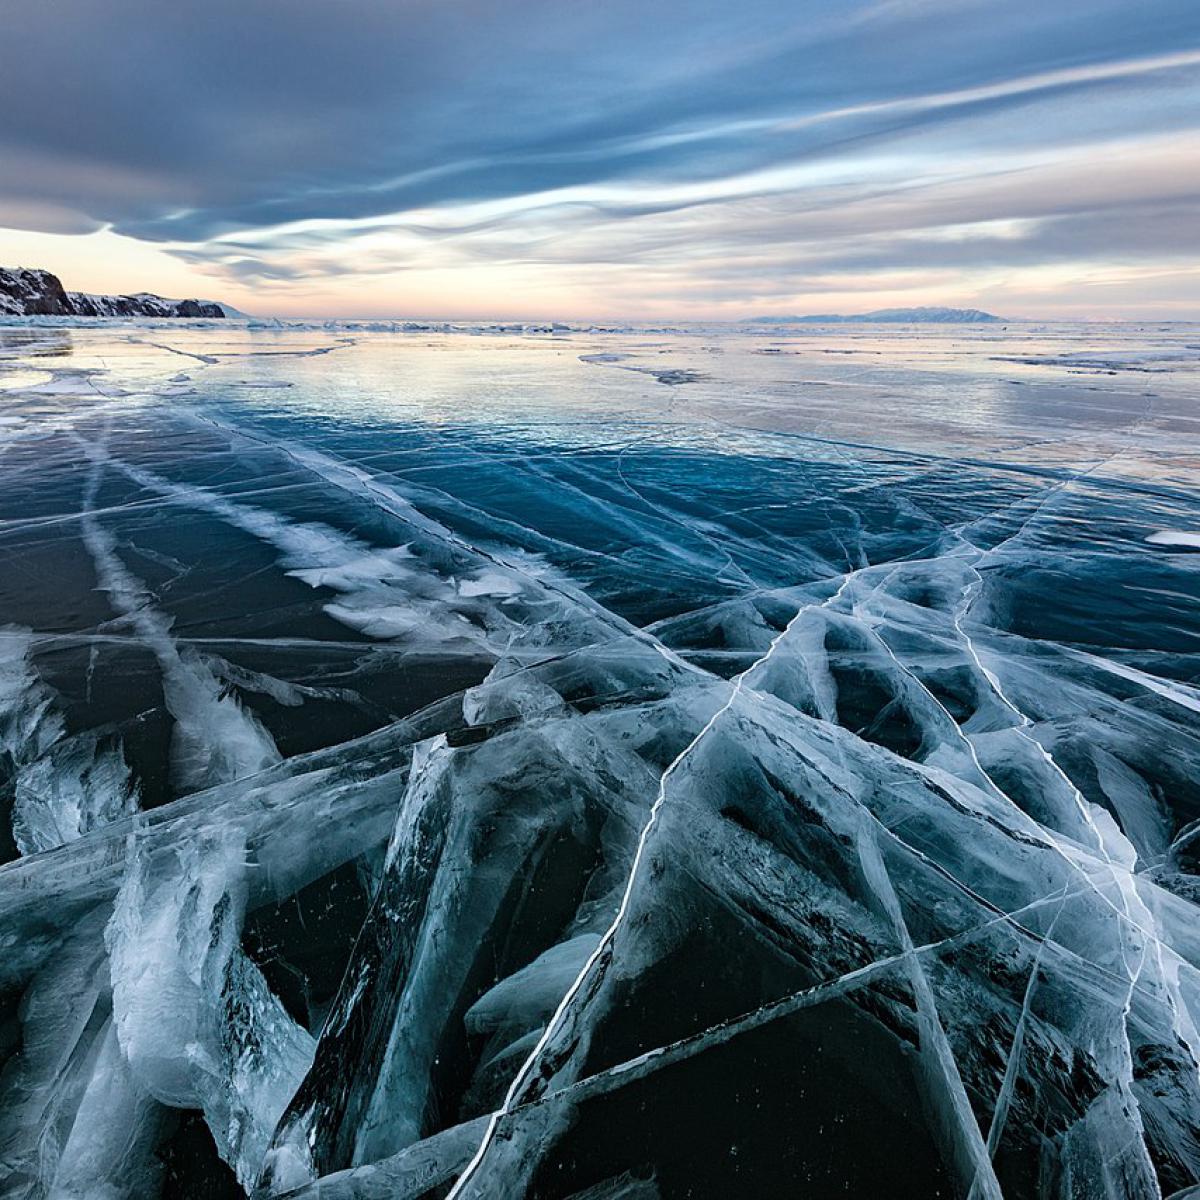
[0,318,1198,1198]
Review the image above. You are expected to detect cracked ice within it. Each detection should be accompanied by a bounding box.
[0,317,1199,1198]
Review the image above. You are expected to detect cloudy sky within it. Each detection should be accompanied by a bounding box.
[2,0,1199,318]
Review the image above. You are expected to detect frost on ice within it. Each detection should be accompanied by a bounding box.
[0,321,1199,1197]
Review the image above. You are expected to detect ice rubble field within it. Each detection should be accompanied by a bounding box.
[0,320,1199,1199]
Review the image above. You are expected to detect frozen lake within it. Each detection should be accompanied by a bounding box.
[1,318,1199,1198]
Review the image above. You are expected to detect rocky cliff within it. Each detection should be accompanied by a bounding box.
[0,267,226,319]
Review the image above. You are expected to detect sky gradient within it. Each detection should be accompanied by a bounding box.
[2,0,1199,319]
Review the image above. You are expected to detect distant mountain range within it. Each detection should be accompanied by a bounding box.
[0,267,230,319]
[744,306,1002,324]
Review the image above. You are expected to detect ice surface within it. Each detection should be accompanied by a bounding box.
[0,318,1199,1197]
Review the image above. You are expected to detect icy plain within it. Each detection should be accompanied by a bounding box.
[0,317,1199,1198]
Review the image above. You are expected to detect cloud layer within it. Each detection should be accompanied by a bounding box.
[3,0,1199,315]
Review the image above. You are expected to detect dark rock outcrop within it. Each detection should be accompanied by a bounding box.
[0,267,226,319]
[0,268,74,316]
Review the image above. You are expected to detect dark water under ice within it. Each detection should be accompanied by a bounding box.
[1,318,1199,1198]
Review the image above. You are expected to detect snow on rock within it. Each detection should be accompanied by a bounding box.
[0,266,226,319]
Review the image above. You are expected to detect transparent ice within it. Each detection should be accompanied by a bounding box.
[0,317,1198,1197]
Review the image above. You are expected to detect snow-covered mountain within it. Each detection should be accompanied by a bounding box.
[0,266,226,319]
[746,306,1002,323]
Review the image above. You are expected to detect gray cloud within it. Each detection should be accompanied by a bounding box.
[3,0,1199,312]
[2,1,1198,237]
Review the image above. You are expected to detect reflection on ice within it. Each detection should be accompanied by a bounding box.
[0,319,1198,1198]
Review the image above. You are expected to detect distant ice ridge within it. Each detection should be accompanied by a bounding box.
[0,312,690,335]
[239,317,687,336]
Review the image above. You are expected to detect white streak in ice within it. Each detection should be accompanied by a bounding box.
[446,573,857,1197]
